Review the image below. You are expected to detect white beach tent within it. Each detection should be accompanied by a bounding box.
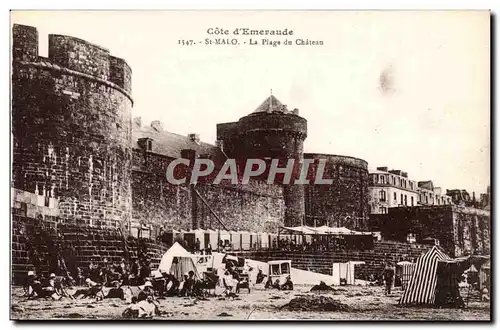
[258,232,270,249]
[219,230,231,243]
[249,232,258,249]
[332,261,365,285]
[241,231,251,250]
[229,231,241,251]
[207,229,219,249]
[158,242,200,281]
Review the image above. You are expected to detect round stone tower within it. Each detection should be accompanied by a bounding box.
[217,95,307,227]
[11,24,133,228]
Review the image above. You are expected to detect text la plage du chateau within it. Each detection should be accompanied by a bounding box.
[205,27,324,46]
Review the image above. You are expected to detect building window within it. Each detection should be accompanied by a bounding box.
[404,195,407,206]
[400,193,403,205]
[380,175,386,184]
[411,196,414,206]
[379,190,386,201]
[138,137,153,152]
[379,206,387,214]
[393,192,397,201]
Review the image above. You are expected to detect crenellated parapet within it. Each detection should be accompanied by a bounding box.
[12,24,132,98]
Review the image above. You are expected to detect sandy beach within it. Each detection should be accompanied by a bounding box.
[10,285,490,321]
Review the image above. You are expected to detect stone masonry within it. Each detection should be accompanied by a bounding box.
[12,24,133,230]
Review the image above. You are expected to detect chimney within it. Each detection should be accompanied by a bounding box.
[188,133,200,144]
[389,169,402,176]
[151,120,163,132]
[133,117,142,128]
[376,166,388,172]
[181,149,197,163]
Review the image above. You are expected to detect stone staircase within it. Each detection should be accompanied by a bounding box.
[11,215,170,285]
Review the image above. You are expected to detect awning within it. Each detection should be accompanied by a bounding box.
[280,226,317,234]
[280,225,373,236]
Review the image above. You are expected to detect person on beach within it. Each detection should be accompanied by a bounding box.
[383,262,395,295]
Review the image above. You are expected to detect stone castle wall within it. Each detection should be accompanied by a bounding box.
[304,154,370,230]
[12,24,133,229]
[131,149,285,233]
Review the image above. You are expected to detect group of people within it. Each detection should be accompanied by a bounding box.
[83,257,152,287]
[263,274,294,291]
[22,253,296,319]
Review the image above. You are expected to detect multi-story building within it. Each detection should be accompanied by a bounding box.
[446,186,490,210]
[418,181,453,206]
[368,167,419,214]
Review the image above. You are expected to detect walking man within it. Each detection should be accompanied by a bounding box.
[383,262,395,295]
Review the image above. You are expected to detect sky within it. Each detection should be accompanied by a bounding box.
[10,11,490,196]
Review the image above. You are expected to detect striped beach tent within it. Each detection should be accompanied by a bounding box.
[399,246,453,305]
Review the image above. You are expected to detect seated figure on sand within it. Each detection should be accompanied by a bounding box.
[72,278,103,299]
[280,275,294,291]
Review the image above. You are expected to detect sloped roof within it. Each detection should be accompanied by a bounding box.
[132,125,226,164]
[158,242,200,279]
[253,95,287,113]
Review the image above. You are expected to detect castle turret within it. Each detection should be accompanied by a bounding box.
[217,95,307,226]
[11,24,133,228]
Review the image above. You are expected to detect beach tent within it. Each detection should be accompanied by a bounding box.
[479,261,490,289]
[219,230,231,244]
[207,229,219,249]
[241,231,251,250]
[249,232,258,249]
[332,261,365,285]
[229,231,241,251]
[268,233,280,248]
[158,242,200,281]
[259,232,269,249]
[399,246,484,306]
[400,246,452,305]
[396,261,416,290]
